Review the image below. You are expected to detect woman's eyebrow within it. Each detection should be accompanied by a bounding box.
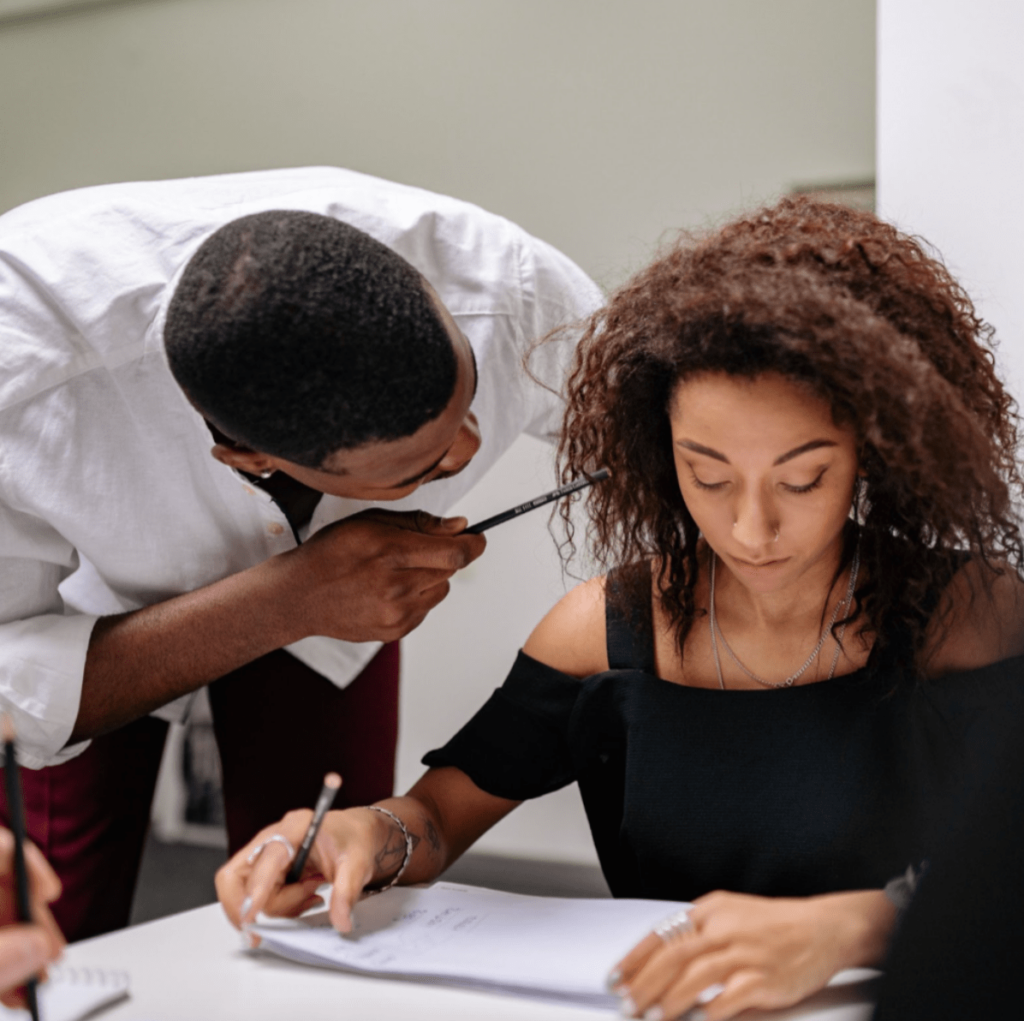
[676,438,838,465]
[773,439,838,465]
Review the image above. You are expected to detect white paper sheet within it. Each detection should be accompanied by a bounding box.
[252,882,690,1008]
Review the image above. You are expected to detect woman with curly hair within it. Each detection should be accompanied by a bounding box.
[217,198,1024,1019]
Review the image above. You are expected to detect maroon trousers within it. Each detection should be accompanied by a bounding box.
[0,643,399,942]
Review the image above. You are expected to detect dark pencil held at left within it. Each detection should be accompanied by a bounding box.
[0,717,65,1011]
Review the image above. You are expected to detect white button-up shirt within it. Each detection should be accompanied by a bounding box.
[0,167,602,768]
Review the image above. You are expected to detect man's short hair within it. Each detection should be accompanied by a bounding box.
[164,210,457,468]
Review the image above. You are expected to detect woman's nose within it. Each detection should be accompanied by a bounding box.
[731,493,779,550]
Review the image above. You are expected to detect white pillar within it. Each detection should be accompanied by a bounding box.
[878,0,1024,395]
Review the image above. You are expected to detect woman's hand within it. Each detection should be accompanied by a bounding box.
[0,828,65,1007]
[216,769,516,940]
[215,806,394,936]
[609,890,895,1021]
[216,798,445,937]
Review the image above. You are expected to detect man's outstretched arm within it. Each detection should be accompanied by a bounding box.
[73,510,485,742]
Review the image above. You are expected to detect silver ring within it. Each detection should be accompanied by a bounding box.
[246,833,297,866]
[653,908,695,942]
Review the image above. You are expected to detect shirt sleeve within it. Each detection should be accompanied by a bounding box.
[513,235,604,443]
[422,650,583,800]
[0,500,95,768]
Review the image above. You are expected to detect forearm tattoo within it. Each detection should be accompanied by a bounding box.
[372,806,445,884]
[425,816,442,854]
[375,825,410,876]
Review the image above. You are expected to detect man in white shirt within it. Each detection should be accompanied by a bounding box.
[0,167,601,938]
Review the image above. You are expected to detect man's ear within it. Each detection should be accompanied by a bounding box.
[210,443,276,476]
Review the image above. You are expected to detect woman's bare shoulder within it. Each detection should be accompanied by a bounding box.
[522,576,610,678]
[924,559,1024,676]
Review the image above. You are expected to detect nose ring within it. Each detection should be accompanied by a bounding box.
[732,522,780,542]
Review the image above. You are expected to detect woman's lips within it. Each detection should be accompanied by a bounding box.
[730,555,790,570]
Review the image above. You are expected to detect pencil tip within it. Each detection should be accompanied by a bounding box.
[324,772,342,789]
[0,713,15,744]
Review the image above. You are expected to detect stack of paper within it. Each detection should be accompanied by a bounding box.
[252,882,690,1008]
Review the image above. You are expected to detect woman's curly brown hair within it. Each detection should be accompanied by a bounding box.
[557,196,1023,675]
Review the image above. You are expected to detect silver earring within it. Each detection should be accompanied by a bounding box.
[258,469,275,479]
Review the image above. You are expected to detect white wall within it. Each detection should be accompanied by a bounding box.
[877,0,1024,396]
[1,0,875,863]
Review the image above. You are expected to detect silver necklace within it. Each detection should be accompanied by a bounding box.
[708,544,860,690]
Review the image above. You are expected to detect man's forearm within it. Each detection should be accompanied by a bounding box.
[71,509,485,744]
[73,555,304,743]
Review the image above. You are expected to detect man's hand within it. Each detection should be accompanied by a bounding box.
[279,509,486,643]
[77,508,485,742]
[0,829,65,1007]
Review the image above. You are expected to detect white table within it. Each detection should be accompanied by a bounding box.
[64,904,879,1021]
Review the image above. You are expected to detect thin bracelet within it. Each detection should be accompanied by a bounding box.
[363,806,414,896]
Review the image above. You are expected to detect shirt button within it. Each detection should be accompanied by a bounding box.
[267,522,285,536]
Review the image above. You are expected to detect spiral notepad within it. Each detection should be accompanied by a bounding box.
[0,965,129,1021]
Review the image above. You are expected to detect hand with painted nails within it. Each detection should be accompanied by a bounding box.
[0,828,65,1008]
[607,889,896,1021]
[217,808,375,939]
[217,769,517,938]
[216,788,465,940]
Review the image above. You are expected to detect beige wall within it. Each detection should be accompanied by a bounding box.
[0,0,875,862]
[1,0,874,287]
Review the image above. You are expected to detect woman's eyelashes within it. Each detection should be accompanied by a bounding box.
[781,469,827,494]
[687,468,828,494]
[688,471,727,492]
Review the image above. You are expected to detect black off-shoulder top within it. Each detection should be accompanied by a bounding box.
[424,573,1024,902]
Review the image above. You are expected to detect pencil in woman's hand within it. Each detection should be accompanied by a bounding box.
[285,772,342,884]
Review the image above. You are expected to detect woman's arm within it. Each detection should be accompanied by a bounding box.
[522,575,609,675]
[216,576,612,933]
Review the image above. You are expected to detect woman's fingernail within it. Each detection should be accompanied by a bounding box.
[606,968,622,990]
[697,982,725,1004]
[619,995,637,1017]
[239,897,253,922]
[240,927,260,950]
[643,1007,665,1021]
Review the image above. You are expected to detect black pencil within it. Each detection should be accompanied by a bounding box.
[285,772,342,884]
[463,468,610,534]
[2,714,40,1021]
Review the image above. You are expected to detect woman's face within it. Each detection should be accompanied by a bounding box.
[669,372,860,595]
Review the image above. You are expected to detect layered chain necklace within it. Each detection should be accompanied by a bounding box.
[708,544,861,691]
